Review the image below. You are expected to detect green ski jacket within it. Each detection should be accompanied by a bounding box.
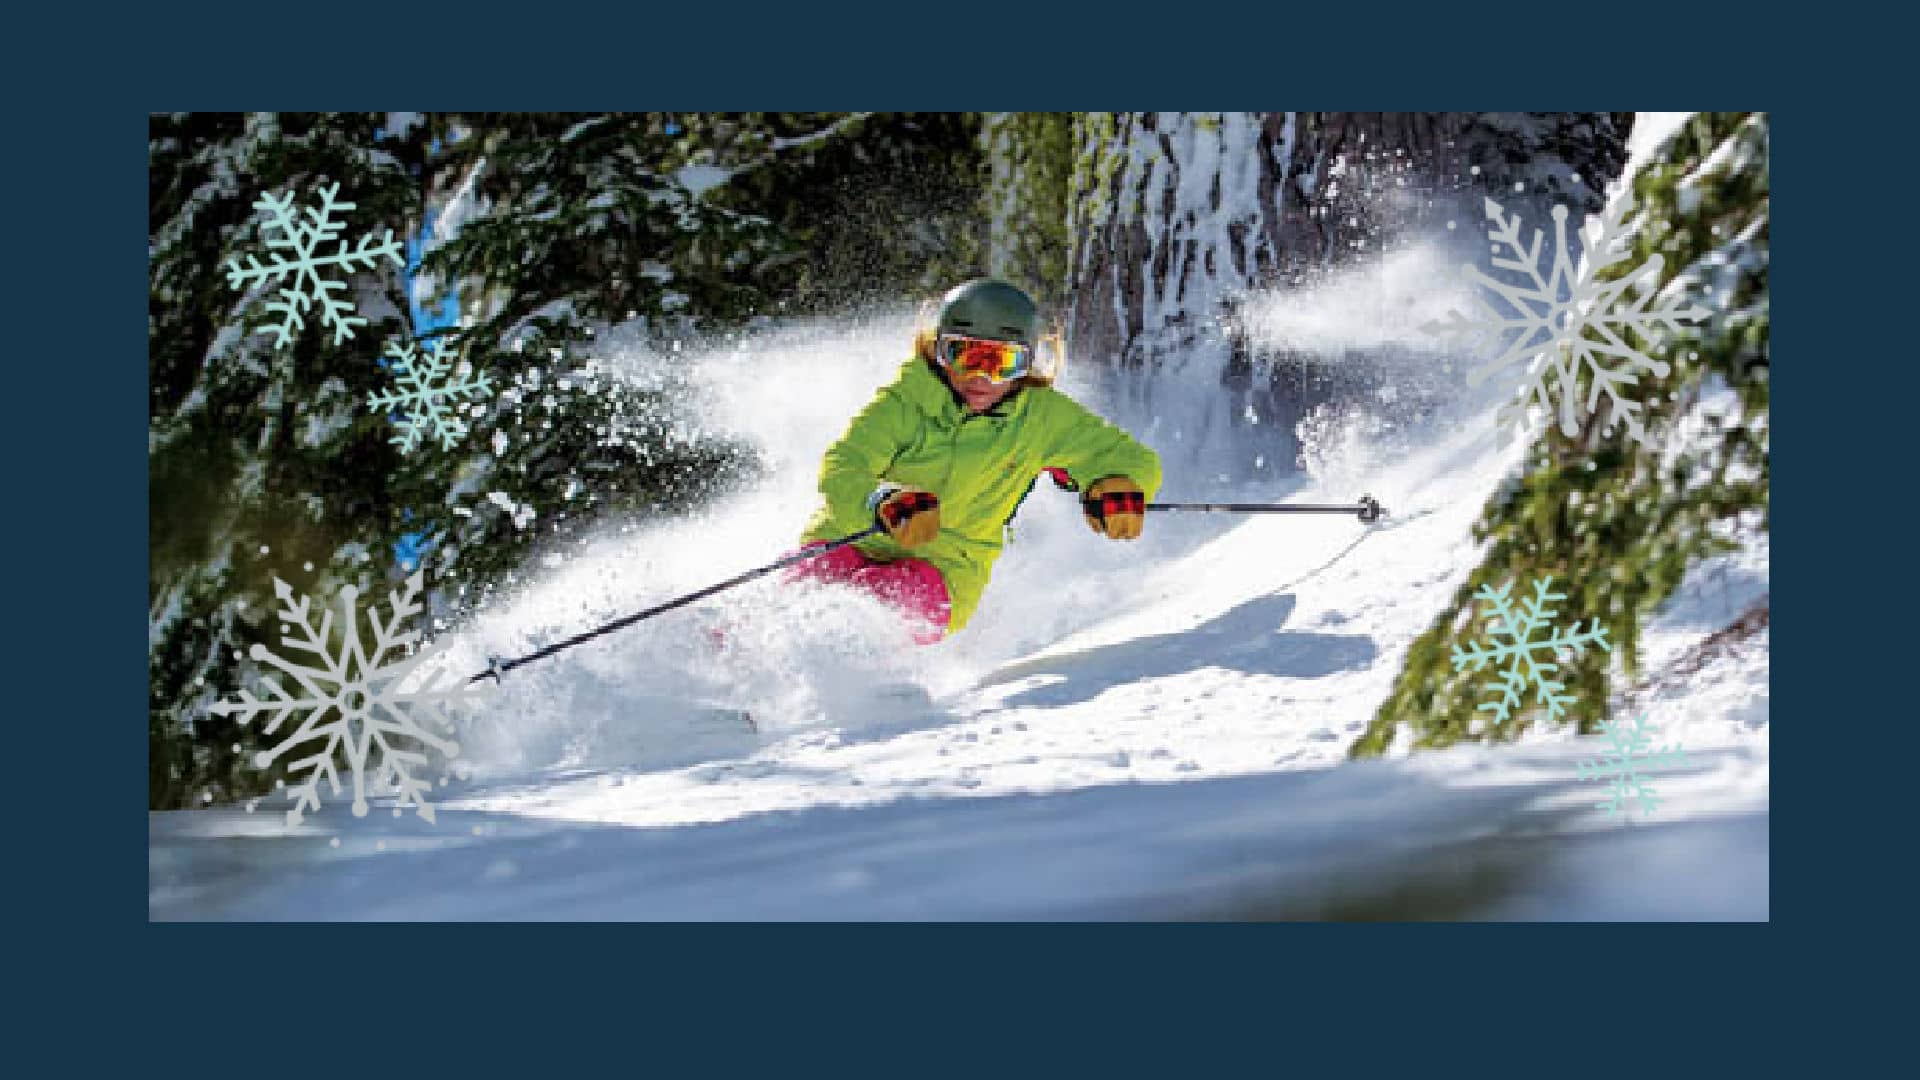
[801,356,1164,633]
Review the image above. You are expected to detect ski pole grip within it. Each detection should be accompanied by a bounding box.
[1357,495,1384,524]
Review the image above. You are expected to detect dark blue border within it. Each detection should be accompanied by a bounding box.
[24,4,1826,1067]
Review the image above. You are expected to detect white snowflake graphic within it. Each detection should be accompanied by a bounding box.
[1451,576,1610,727]
[209,572,486,825]
[1577,714,1686,817]
[225,182,406,349]
[1425,194,1709,445]
[368,339,495,452]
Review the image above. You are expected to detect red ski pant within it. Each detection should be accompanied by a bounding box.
[783,542,951,645]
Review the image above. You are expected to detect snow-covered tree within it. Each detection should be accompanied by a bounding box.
[1355,112,1770,753]
[981,111,1075,307]
[1053,112,1631,374]
[149,112,429,808]
[978,112,1634,488]
[150,112,990,810]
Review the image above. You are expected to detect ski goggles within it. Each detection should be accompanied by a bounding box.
[935,333,1033,384]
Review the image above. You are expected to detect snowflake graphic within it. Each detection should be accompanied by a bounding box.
[1451,576,1610,726]
[1424,194,1709,445]
[368,339,494,452]
[1577,714,1686,817]
[225,182,405,349]
[209,572,486,826]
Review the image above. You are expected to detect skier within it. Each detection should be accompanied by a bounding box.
[789,279,1163,644]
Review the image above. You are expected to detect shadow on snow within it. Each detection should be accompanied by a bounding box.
[976,594,1377,711]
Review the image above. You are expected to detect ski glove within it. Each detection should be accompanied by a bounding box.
[1082,476,1146,541]
[869,484,941,548]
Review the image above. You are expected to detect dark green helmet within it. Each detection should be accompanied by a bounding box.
[936,279,1038,345]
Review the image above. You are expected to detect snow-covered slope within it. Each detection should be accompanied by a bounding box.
[149,289,1768,919]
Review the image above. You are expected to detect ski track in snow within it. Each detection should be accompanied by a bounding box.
[152,311,1769,922]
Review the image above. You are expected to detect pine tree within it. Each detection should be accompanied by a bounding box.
[150,113,996,810]
[1352,112,1769,755]
[423,112,986,337]
[149,112,430,809]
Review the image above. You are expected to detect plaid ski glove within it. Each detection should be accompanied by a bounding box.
[868,484,941,548]
[1082,476,1146,541]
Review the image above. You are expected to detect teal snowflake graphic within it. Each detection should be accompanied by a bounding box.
[368,340,494,453]
[1577,714,1686,817]
[225,182,405,349]
[1451,576,1610,726]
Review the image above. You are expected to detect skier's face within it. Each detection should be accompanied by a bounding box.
[954,370,1016,413]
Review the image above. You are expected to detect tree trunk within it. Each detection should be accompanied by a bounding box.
[1044,112,1634,485]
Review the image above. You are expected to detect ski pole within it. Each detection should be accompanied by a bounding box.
[1146,494,1385,524]
[469,525,883,684]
